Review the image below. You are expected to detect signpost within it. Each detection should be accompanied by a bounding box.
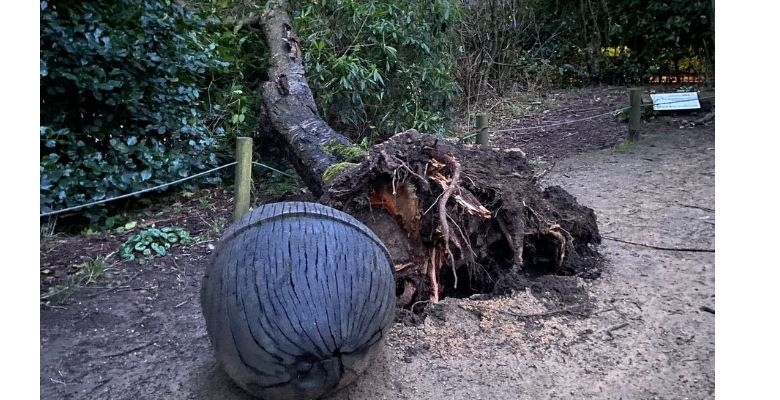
[650,92,701,111]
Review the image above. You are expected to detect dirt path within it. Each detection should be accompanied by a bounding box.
[327,124,715,400]
[40,113,715,399]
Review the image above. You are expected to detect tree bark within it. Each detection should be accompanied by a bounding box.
[259,1,352,197]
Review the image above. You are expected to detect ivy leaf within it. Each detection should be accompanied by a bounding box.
[150,242,166,256]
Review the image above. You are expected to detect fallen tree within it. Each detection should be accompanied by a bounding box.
[256,1,602,307]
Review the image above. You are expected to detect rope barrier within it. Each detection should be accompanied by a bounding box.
[40,162,238,217]
[489,108,628,134]
[460,95,715,139]
[252,162,297,179]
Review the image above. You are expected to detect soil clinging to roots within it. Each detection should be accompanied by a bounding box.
[321,129,602,307]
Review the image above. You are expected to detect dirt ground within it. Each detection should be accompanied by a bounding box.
[40,88,715,399]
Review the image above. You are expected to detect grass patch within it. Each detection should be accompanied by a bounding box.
[41,255,114,302]
[612,140,639,153]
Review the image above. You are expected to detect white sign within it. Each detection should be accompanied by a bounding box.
[650,92,701,111]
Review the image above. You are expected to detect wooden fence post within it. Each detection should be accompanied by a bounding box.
[628,88,642,141]
[234,137,253,221]
[476,114,489,146]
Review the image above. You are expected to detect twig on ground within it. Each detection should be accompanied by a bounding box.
[605,322,629,339]
[676,202,715,212]
[533,160,557,180]
[603,236,714,253]
[86,377,113,396]
[459,304,589,319]
[41,303,67,310]
[410,300,430,312]
[699,305,715,314]
[102,341,155,358]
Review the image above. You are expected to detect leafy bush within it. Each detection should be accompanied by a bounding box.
[40,0,229,215]
[119,226,193,260]
[291,0,462,139]
[196,0,271,149]
[455,0,714,93]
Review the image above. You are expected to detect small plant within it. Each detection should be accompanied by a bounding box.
[78,256,109,284]
[612,140,638,153]
[114,220,138,235]
[208,217,229,238]
[40,217,58,239]
[41,255,112,302]
[528,156,550,170]
[120,226,193,260]
[505,103,522,118]
[199,194,215,210]
[171,202,185,213]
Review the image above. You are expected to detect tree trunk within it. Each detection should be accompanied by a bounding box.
[259,1,352,197]
[258,1,603,307]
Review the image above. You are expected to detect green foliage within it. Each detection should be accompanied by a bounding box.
[457,0,714,91]
[322,162,359,182]
[196,0,270,147]
[291,0,462,138]
[40,0,230,215]
[206,217,229,238]
[256,172,303,197]
[119,226,193,260]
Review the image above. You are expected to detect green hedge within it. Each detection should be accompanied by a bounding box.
[291,0,462,139]
[40,0,229,215]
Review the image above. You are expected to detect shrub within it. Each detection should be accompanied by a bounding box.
[291,0,462,139]
[40,0,229,215]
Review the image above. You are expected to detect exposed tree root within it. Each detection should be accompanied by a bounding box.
[322,130,603,306]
